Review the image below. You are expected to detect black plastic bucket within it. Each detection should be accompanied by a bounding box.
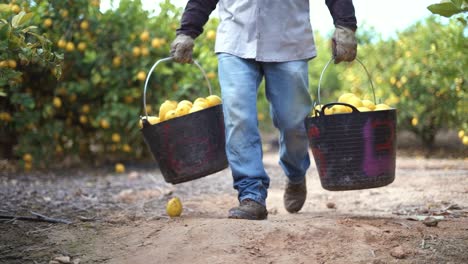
[140,57,228,184]
[305,58,397,191]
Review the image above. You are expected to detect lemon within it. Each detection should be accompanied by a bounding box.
[175,104,191,117]
[166,197,183,218]
[53,97,62,108]
[43,18,53,28]
[178,100,193,108]
[193,101,209,109]
[151,38,162,49]
[66,42,75,52]
[112,133,121,143]
[100,119,110,129]
[132,46,141,57]
[164,110,177,121]
[310,104,323,117]
[140,31,150,42]
[458,130,465,139]
[57,39,67,49]
[23,153,33,163]
[8,60,17,69]
[159,100,177,121]
[141,47,150,56]
[77,42,87,51]
[136,71,146,81]
[332,105,352,114]
[206,30,216,40]
[79,115,88,124]
[193,97,208,105]
[115,163,125,173]
[112,56,121,67]
[463,136,468,146]
[374,104,392,111]
[361,100,376,110]
[357,107,371,112]
[206,95,222,107]
[82,104,90,114]
[345,97,363,108]
[80,20,89,30]
[324,106,334,115]
[338,93,356,103]
[148,116,160,125]
[411,117,418,126]
[189,105,205,113]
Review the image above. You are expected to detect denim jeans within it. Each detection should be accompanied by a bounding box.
[217,53,312,206]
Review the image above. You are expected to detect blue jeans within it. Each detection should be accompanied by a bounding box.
[217,53,312,206]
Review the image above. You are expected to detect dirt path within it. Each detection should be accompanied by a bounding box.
[1,153,467,264]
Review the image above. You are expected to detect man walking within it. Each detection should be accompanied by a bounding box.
[171,0,357,220]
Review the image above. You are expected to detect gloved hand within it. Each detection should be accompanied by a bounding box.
[170,34,194,63]
[332,25,357,64]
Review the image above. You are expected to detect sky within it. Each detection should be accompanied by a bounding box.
[101,0,441,39]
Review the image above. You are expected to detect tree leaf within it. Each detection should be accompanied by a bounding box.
[0,4,10,12]
[427,2,468,17]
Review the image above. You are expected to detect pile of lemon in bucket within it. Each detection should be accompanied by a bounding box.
[310,92,392,117]
[139,95,222,127]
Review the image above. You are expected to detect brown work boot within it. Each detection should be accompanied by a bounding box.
[284,178,307,213]
[228,199,268,220]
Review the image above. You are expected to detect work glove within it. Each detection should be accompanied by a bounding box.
[332,25,357,64]
[170,34,194,63]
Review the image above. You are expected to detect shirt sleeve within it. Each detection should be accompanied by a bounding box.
[325,0,357,30]
[176,0,219,39]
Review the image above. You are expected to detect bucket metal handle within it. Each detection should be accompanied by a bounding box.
[317,57,376,105]
[142,57,213,117]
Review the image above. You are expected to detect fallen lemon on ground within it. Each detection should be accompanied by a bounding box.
[166,197,183,217]
[115,163,125,173]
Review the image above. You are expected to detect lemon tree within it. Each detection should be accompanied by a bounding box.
[0,2,62,166]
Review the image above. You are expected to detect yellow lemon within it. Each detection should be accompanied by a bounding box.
[136,71,147,81]
[175,104,191,117]
[77,42,86,51]
[178,100,193,108]
[166,197,183,218]
[132,46,141,57]
[193,97,208,105]
[345,97,363,108]
[53,97,62,108]
[100,119,110,129]
[43,18,53,28]
[206,30,216,40]
[148,116,160,125]
[205,95,222,107]
[332,105,352,114]
[164,110,177,121]
[8,60,17,69]
[338,93,356,103]
[79,115,88,124]
[374,104,392,111]
[193,101,209,109]
[458,130,465,139]
[112,133,121,143]
[151,38,162,49]
[141,47,150,56]
[24,162,32,172]
[23,153,33,163]
[324,106,334,115]
[80,20,89,30]
[140,31,150,42]
[115,163,125,173]
[189,105,205,113]
[357,107,371,112]
[82,104,90,114]
[66,42,75,52]
[159,100,177,121]
[122,144,131,153]
[411,117,418,126]
[57,39,67,49]
[361,99,376,110]
[310,104,323,117]
[11,4,21,14]
[112,56,121,67]
[463,136,468,146]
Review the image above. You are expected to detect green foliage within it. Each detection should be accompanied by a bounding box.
[428,0,468,17]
